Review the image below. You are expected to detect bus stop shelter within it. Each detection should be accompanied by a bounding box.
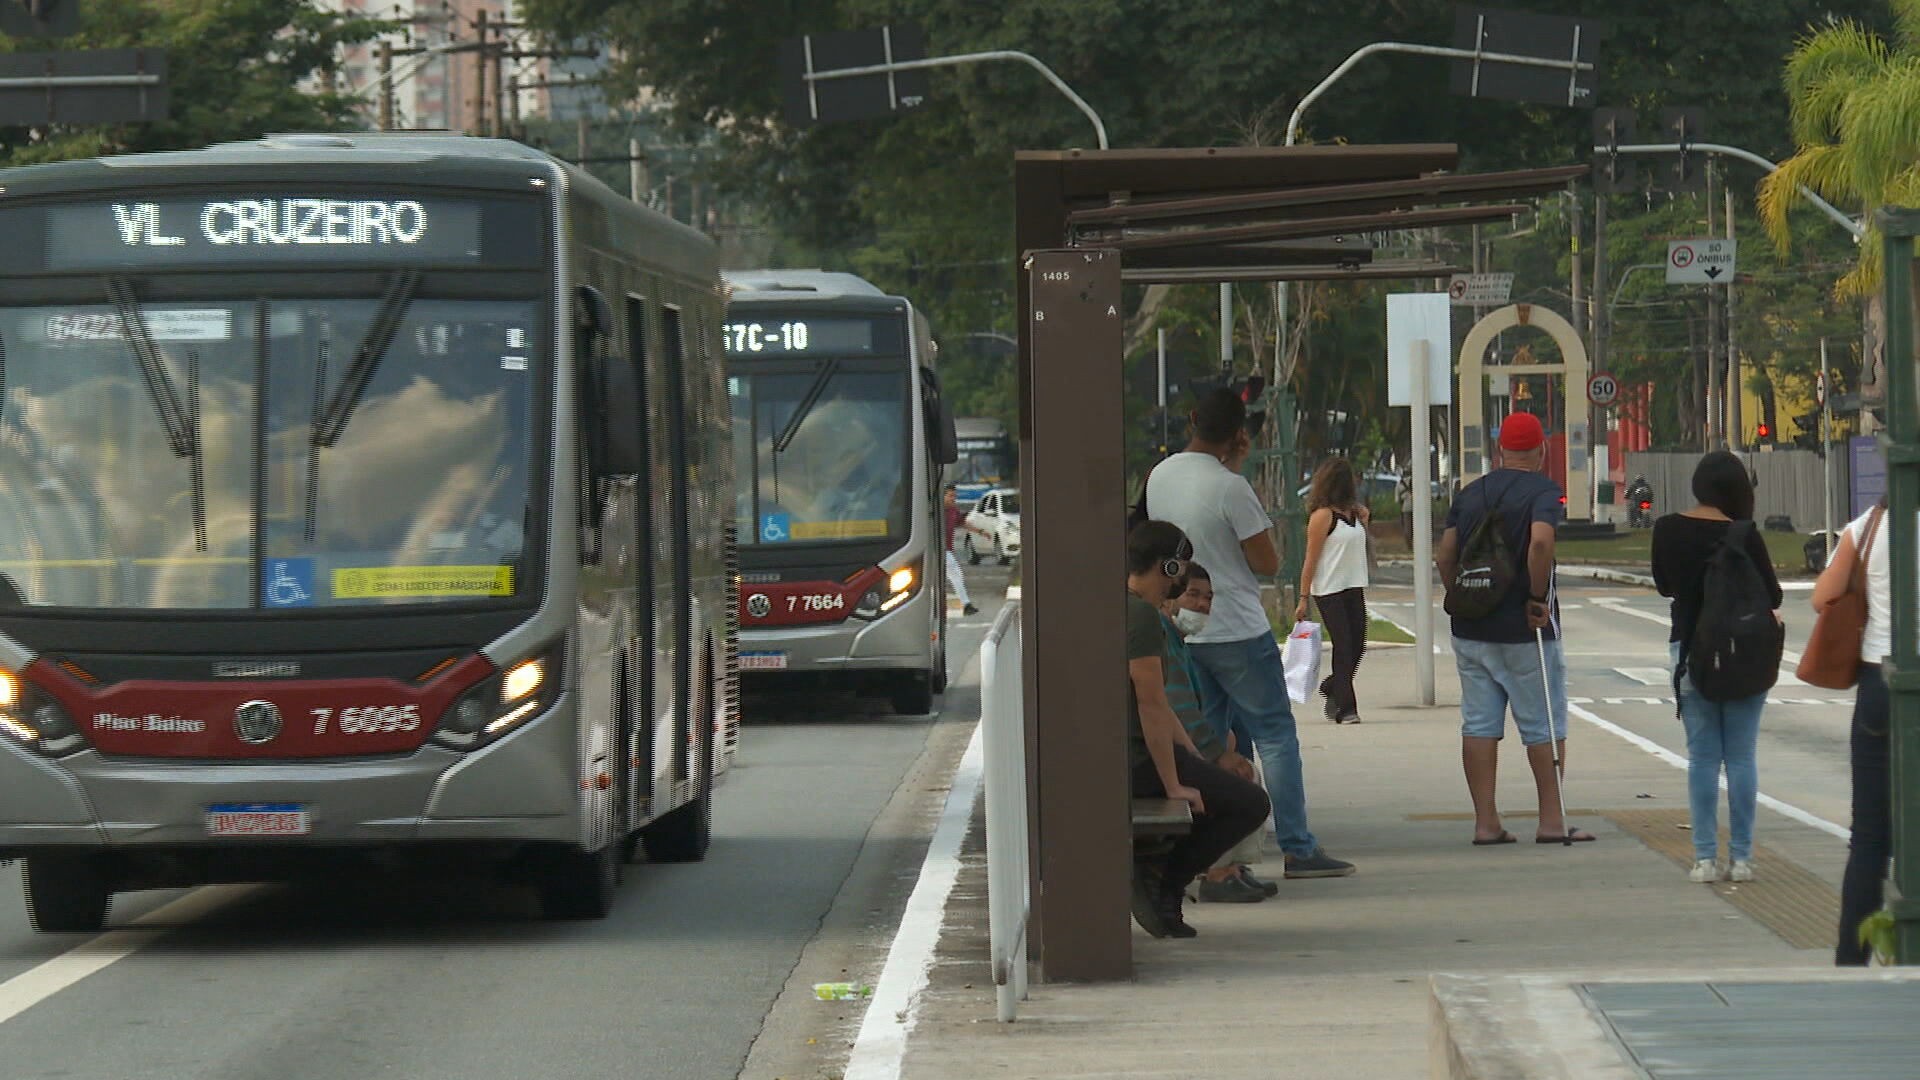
[1013,145,1586,981]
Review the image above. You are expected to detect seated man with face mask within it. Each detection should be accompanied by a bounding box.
[1163,565,1275,903]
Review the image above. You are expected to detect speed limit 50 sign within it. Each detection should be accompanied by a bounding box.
[1586,373,1619,407]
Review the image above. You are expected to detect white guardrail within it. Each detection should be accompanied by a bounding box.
[980,600,1029,1023]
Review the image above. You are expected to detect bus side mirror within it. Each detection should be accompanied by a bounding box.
[575,284,613,342]
[921,367,959,466]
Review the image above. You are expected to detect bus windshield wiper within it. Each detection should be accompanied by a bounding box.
[772,358,838,455]
[106,279,194,457]
[107,280,206,550]
[311,270,420,448]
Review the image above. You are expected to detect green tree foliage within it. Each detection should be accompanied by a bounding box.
[0,0,388,166]
[1760,0,1920,297]
[515,0,1886,443]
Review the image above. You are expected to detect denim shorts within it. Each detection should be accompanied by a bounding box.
[1453,636,1567,745]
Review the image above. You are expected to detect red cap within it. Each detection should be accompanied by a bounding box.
[1499,412,1546,452]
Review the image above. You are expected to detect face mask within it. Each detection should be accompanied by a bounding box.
[1173,608,1209,636]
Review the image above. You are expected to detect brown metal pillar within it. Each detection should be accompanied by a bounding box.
[1020,245,1131,982]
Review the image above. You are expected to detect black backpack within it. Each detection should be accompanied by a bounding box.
[1679,519,1784,703]
[1443,478,1519,620]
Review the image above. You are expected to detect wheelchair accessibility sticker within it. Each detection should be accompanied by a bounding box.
[759,513,791,543]
[263,558,316,608]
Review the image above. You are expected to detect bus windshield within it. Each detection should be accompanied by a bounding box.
[0,293,540,610]
[729,365,909,546]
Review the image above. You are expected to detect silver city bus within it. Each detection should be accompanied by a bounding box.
[0,133,738,931]
[722,271,957,715]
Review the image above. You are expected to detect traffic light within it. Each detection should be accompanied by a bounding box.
[1791,410,1822,455]
[1755,421,1771,443]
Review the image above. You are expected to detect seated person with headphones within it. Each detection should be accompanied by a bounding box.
[1124,520,1271,940]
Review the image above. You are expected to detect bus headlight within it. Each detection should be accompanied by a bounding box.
[853,559,922,620]
[0,669,84,757]
[432,644,564,750]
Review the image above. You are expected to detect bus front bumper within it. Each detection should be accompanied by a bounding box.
[739,590,934,676]
[0,691,581,853]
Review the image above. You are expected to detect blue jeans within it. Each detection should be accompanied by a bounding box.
[1671,642,1764,862]
[1187,632,1316,857]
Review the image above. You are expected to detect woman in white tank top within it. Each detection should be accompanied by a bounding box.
[1296,458,1371,724]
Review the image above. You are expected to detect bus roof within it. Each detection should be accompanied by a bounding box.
[722,269,890,301]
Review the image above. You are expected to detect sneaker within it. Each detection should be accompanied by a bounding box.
[1688,858,1720,883]
[1236,866,1280,897]
[1283,848,1356,879]
[963,603,979,616]
[1197,874,1266,903]
[1129,863,1171,938]
[1728,859,1755,883]
[1162,912,1199,939]
[1322,698,1339,721]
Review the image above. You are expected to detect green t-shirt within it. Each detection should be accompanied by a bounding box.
[1160,615,1226,761]
[1125,593,1229,773]
[1124,593,1164,773]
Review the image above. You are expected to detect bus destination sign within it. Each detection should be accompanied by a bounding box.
[24,195,491,270]
[723,316,881,357]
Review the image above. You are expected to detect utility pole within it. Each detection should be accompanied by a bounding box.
[506,75,520,139]
[1157,328,1169,456]
[473,9,490,137]
[1570,191,1585,344]
[1705,163,1721,446]
[1218,284,1232,375]
[1592,183,1609,513]
[629,138,645,203]
[1725,184,1740,449]
[490,24,506,139]
[377,41,394,131]
[575,112,589,164]
[1821,338,1835,561]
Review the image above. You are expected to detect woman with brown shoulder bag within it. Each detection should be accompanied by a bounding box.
[1807,499,1890,965]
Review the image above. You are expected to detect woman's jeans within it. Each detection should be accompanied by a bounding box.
[1671,643,1764,862]
[1314,587,1368,719]
[1838,663,1892,966]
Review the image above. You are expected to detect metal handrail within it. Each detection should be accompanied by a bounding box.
[981,600,1029,1021]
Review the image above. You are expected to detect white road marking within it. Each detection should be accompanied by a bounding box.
[1566,702,1849,841]
[843,719,984,1080]
[0,884,258,1026]
[1589,596,1810,684]
[1614,667,1672,686]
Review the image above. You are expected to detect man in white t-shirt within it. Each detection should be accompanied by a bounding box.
[1146,390,1355,879]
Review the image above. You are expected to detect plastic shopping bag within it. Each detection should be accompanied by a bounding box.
[1282,621,1323,705]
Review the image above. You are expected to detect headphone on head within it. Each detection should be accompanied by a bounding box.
[1161,535,1194,580]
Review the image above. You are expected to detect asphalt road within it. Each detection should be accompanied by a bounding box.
[1370,567,1856,833]
[0,564,1008,1080]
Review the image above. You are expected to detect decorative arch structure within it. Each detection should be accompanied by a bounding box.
[1456,303,1591,521]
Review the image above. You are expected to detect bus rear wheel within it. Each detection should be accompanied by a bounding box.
[24,854,112,934]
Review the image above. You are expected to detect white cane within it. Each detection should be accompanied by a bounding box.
[1535,624,1572,848]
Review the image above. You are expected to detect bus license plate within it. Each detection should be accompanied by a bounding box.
[739,652,788,671]
[206,803,309,837]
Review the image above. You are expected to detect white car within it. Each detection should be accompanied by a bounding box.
[963,489,1021,565]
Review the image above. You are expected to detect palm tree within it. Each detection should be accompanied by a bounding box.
[1759,4,1920,402]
